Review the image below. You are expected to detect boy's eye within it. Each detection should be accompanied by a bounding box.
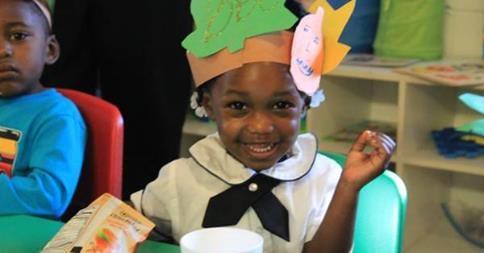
[227,102,247,110]
[9,32,29,41]
[273,101,294,110]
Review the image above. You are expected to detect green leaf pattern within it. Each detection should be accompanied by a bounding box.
[182,0,297,57]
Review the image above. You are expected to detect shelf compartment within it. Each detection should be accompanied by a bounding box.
[403,148,484,177]
[399,84,484,177]
[405,216,483,253]
[308,77,399,143]
[400,165,453,249]
[405,173,484,253]
[401,164,484,252]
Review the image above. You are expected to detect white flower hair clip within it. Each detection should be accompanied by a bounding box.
[309,89,325,108]
[190,92,208,118]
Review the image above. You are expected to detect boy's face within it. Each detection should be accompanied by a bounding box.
[203,62,307,171]
[0,0,59,98]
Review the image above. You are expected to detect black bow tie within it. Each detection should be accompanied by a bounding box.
[202,173,290,241]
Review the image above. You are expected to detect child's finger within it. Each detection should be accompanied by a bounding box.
[375,134,395,169]
[379,133,396,148]
[380,141,393,156]
[369,133,394,154]
[367,136,392,167]
[350,130,373,152]
[368,132,385,150]
[379,135,395,155]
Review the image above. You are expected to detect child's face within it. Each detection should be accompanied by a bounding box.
[0,0,59,98]
[203,62,307,170]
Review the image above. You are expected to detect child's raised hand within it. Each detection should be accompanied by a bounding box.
[341,130,396,191]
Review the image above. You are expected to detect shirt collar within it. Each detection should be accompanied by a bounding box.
[189,133,318,185]
[0,88,56,106]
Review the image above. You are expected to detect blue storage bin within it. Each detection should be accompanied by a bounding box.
[337,0,380,53]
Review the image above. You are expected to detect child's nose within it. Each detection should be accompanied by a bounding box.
[0,41,12,58]
[246,112,274,134]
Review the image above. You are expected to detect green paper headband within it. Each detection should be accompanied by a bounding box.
[182,0,298,57]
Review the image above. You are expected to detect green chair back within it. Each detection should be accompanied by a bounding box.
[319,151,408,253]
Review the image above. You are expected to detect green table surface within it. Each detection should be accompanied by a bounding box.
[0,215,180,252]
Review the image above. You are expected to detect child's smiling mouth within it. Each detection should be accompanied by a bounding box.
[242,142,278,159]
[246,143,275,153]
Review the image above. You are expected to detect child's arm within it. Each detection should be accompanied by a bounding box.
[0,115,86,218]
[304,130,395,253]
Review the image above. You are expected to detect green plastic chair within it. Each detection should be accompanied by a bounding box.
[320,151,408,253]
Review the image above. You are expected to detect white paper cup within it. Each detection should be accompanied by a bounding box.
[180,227,263,253]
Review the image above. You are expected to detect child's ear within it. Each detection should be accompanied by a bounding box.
[45,35,60,65]
[201,92,215,120]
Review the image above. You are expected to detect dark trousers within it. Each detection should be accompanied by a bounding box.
[42,0,193,199]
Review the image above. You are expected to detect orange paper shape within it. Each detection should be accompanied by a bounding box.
[309,0,354,74]
[187,31,293,87]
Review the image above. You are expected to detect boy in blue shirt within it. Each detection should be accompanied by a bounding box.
[0,0,86,218]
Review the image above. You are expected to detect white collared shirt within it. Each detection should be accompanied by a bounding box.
[131,133,342,253]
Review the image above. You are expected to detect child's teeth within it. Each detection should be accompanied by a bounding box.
[248,144,274,153]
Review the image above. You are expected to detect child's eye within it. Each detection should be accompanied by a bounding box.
[9,32,29,41]
[227,102,247,110]
[273,101,294,110]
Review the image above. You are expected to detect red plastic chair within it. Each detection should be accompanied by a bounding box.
[57,88,124,219]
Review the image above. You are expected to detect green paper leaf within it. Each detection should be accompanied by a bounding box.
[457,119,484,137]
[182,0,297,57]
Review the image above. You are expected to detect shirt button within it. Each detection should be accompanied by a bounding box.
[248,183,258,192]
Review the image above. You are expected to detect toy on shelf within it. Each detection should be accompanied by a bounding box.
[431,93,484,158]
[431,128,484,158]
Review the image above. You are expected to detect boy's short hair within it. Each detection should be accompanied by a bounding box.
[21,0,52,35]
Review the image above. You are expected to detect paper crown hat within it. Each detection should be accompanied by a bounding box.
[182,0,355,97]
